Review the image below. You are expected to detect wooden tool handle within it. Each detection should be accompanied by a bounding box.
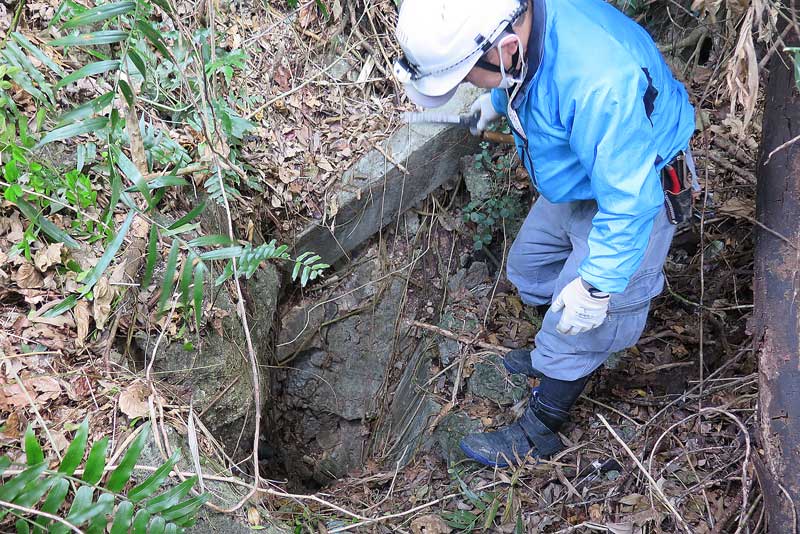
[480,131,516,145]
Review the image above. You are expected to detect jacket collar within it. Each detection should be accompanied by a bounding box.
[511,0,546,109]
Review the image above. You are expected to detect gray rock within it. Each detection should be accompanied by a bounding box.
[460,154,492,203]
[468,354,528,406]
[277,304,325,362]
[429,412,483,465]
[276,277,410,480]
[135,266,281,461]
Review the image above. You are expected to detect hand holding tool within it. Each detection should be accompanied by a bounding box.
[402,110,515,145]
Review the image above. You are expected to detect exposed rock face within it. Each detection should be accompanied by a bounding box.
[272,261,408,487]
[136,266,281,461]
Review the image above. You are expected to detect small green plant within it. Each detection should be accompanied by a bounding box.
[0,420,207,533]
[462,194,523,251]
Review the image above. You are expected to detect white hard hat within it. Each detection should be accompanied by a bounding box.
[394,0,527,108]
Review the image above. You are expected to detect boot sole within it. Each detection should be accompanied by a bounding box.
[459,441,512,468]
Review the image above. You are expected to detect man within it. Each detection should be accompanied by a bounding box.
[393,0,696,467]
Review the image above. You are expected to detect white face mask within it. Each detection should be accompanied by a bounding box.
[496,33,526,89]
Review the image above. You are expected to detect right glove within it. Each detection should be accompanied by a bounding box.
[551,277,610,335]
[469,93,501,135]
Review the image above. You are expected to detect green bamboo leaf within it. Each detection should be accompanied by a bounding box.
[79,210,136,297]
[157,241,180,314]
[110,501,134,534]
[199,246,242,261]
[147,516,166,534]
[58,418,88,476]
[11,32,65,76]
[37,116,109,146]
[49,30,129,47]
[2,49,48,104]
[0,456,11,476]
[15,199,80,249]
[111,146,154,210]
[56,60,119,89]
[124,176,186,191]
[131,509,151,534]
[145,476,197,513]
[107,421,150,492]
[5,42,54,105]
[127,450,180,503]
[56,91,114,127]
[142,224,158,288]
[24,425,44,466]
[118,78,134,107]
[135,21,170,58]
[169,202,206,230]
[41,294,78,318]
[63,1,136,28]
[127,49,147,81]
[193,262,204,329]
[179,253,194,307]
[82,436,109,485]
[187,234,236,247]
[160,493,210,522]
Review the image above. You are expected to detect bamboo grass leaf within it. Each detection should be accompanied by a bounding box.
[37,117,109,146]
[49,30,129,47]
[62,1,136,28]
[56,60,120,89]
[78,210,136,297]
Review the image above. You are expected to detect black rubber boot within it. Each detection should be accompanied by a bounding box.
[459,373,592,468]
[459,404,563,467]
[503,348,542,378]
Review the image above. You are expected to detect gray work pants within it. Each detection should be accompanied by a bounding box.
[507,197,676,381]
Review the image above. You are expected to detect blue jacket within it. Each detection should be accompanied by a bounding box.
[492,0,695,293]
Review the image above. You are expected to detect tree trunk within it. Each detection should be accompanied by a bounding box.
[754,34,800,531]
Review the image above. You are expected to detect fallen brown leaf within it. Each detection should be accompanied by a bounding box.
[119,383,150,419]
[33,243,63,272]
[15,263,43,289]
[74,300,91,347]
[93,277,114,330]
[411,514,452,534]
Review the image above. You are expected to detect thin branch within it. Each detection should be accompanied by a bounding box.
[597,413,693,534]
[0,499,84,534]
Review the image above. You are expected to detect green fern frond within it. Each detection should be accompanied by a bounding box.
[0,420,206,533]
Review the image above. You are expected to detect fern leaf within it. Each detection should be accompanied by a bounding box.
[109,501,134,534]
[82,437,109,485]
[58,418,88,476]
[144,476,197,514]
[34,478,69,532]
[127,450,180,503]
[131,508,151,534]
[24,425,44,466]
[106,422,150,492]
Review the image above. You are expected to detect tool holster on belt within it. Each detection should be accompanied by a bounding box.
[662,153,693,225]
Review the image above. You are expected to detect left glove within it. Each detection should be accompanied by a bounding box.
[551,277,610,335]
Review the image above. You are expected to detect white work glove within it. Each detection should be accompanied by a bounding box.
[469,93,501,135]
[551,277,610,335]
